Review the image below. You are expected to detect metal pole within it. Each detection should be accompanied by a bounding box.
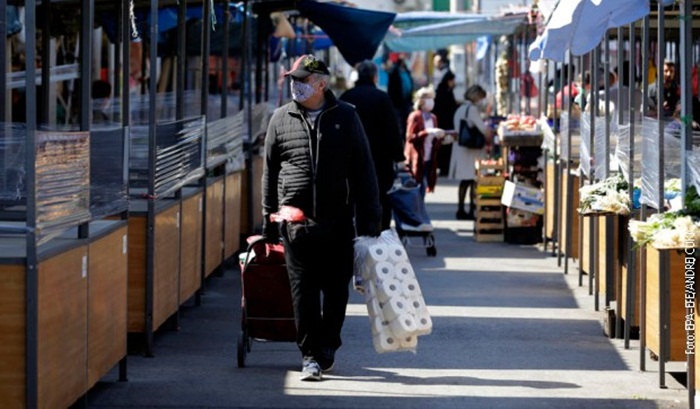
[145,0,159,358]
[222,3,230,118]
[578,54,585,288]
[0,0,6,120]
[176,0,186,120]
[680,0,695,404]
[555,62,563,267]
[564,50,573,276]
[656,1,668,388]
[624,20,638,350]
[640,14,650,373]
[591,47,599,310]
[40,0,50,126]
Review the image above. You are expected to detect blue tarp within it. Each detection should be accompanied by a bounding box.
[297,0,396,66]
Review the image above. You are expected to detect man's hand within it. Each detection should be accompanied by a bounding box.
[262,219,280,244]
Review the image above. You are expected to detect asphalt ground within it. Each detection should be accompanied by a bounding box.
[85,178,689,409]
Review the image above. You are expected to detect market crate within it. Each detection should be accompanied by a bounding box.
[645,247,689,362]
[474,197,504,242]
[476,184,504,198]
[475,158,505,178]
[560,171,579,260]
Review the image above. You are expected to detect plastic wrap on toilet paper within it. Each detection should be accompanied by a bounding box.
[373,261,396,281]
[399,335,418,349]
[401,278,421,297]
[354,228,431,353]
[389,314,418,338]
[381,297,408,321]
[373,332,400,353]
[394,261,415,281]
[414,311,433,335]
[376,278,401,303]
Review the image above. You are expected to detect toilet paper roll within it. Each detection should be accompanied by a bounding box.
[370,315,388,335]
[413,311,433,335]
[373,332,399,353]
[374,261,396,281]
[387,244,408,262]
[406,296,426,314]
[389,313,418,338]
[368,243,389,262]
[401,278,421,298]
[376,278,401,303]
[380,296,408,321]
[399,335,418,349]
[366,295,382,318]
[394,261,415,281]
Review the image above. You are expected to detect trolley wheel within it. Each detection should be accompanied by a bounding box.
[237,330,247,368]
[426,245,437,257]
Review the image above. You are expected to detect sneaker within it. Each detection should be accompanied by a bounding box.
[400,223,422,232]
[456,210,469,220]
[418,223,433,232]
[300,358,322,381]
[317,349,335,373]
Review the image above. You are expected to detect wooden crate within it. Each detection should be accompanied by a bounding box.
[645,247,688,362]
[580,214,592,275]
[205,178,224,277]
[474,197,504,242]
[88,225,128,389]
[224,171,243,260]
[560,172,579,260]
[618,218,640,328]
[596,215,619,301]
[38,245,89,409]
[180,192,203,303]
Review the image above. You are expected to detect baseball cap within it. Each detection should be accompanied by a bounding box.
[284,55,330,79]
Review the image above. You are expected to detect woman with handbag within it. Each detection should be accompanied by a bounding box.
[450,85,491,220]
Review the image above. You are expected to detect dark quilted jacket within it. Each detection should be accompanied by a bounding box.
[262,90,382,237]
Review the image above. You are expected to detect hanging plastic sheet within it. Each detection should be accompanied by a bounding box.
[129,116,205,198]
[0,124,27,206]
[614,121,643,182]
[593,116,611,180]
[35,130,91,244]
[207,115,244,170]
[579,115,591,177]
[640,117,682,209]
[128,90,203,125]
[540,117,555,153]
[688,149,700,194]
[225,110,246,174]
[90,127,129,219]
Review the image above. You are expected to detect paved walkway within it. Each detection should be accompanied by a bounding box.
[87,178,689,409]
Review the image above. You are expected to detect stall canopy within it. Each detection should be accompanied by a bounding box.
[383,11,525,52]
[528,0,675,62]
[296,0,396,66]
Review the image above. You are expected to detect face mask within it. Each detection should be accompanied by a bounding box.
[290,79,316,102]
[422,98,435,111]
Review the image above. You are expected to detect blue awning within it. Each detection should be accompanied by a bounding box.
[383,12,525,52]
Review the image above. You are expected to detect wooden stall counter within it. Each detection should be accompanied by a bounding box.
[180,188,203,304]
[224,171,243,260]
[0,219,127,408]
[127,199,181,335]
[205,177,224,278]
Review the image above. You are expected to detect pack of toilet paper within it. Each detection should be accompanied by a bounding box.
[353,229,432,353]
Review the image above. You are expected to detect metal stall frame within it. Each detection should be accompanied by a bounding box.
[590,46,599,312]
[564,50,574,277]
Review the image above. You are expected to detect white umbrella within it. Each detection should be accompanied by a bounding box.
[528,0,670,62]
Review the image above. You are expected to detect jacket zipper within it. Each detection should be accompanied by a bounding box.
[311,104,338,218]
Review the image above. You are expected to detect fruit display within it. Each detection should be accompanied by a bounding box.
[500,114,539,133]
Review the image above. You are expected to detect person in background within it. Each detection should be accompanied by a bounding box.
[387,52,414,137]
[647,59,680,118]
[404,86,443,228]
[262,54,381,382]
[433,71,458,176]
[450,85,491,220]
[340,60,405,231]
[432,52,450,88]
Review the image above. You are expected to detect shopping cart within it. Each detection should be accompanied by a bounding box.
[387,170,437,257]
[237,235,296,367]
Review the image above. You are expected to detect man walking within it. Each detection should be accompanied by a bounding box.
[340,60,404,230]
[262,54,382,381]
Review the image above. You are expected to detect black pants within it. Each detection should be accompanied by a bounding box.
[281,223,354,359]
